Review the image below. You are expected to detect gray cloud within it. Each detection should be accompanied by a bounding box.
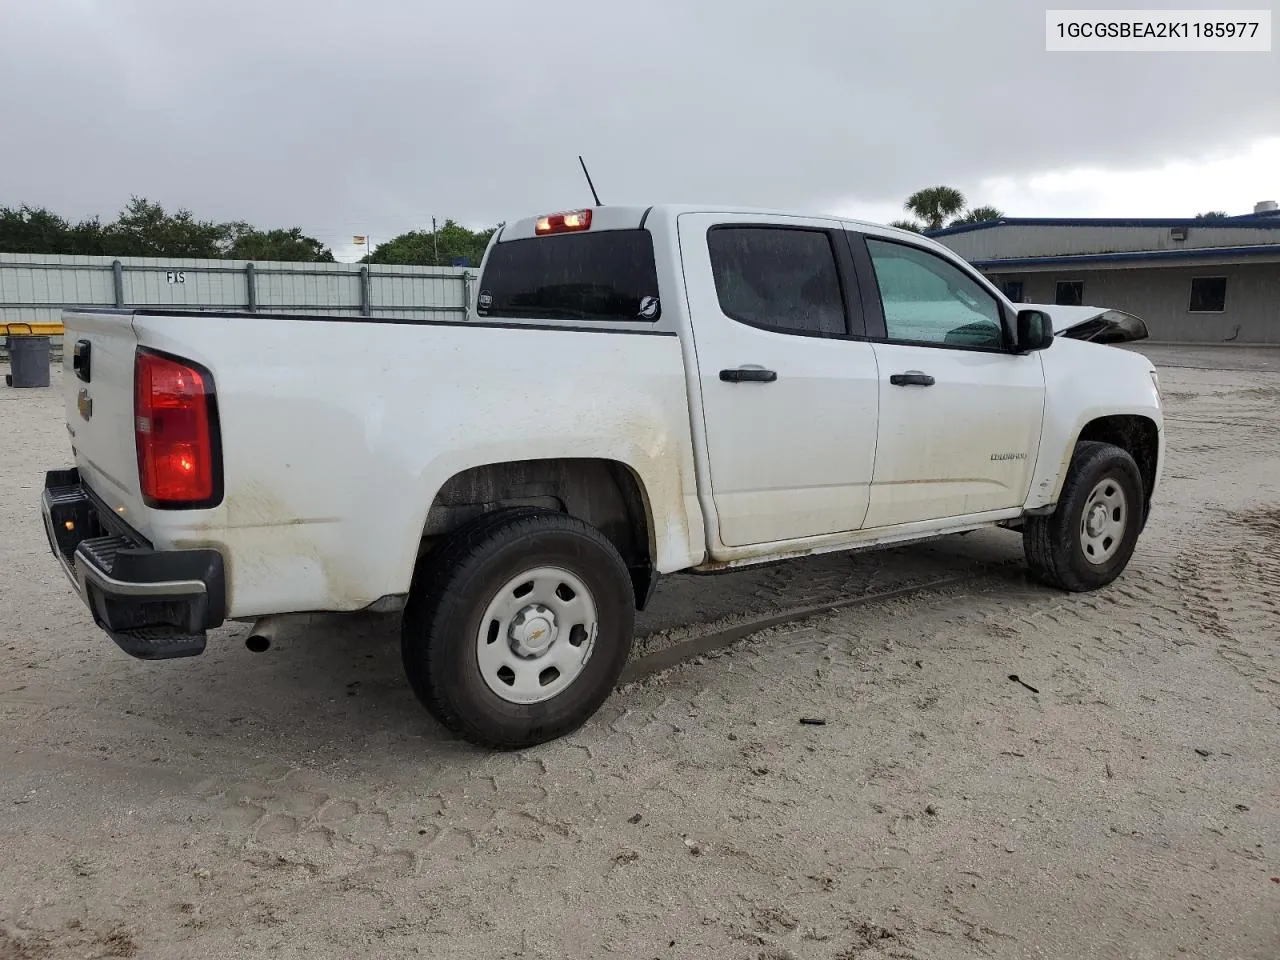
[2,0,1276,248]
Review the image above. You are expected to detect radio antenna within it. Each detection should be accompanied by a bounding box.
[578,155,603,206]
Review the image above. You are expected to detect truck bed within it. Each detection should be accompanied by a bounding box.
[53,308,705,621]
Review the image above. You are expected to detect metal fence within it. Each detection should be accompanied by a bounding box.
[1,253,475,358]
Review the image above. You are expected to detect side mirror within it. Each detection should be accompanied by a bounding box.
[1015,309,1054,352]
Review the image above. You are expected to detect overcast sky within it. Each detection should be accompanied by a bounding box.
[2,0,1277,261]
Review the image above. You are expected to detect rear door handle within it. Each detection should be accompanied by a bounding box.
[719,366,778,383]
[889,370,935,387]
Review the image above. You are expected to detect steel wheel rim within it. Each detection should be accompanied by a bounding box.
[1079,476,1128,565]
[476,565,599,705]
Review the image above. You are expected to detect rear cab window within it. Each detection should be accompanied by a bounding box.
[476,229,662,323]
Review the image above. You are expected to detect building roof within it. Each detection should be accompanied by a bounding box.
[928,214,1280,239]
[971,243,1280,270]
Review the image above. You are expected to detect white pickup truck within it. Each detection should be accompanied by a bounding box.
[41,205,1164,748]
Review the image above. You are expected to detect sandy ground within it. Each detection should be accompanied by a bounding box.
[1,347,1278,960]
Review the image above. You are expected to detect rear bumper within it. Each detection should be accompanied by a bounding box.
[41,468,226,659]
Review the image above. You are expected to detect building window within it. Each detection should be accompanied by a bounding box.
[1189,276,1227,313]
[1055,280,1084,306]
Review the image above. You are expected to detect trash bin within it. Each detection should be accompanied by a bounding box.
[5,324,52,388]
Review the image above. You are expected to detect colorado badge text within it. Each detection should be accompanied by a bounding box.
[1046,9,1272,52]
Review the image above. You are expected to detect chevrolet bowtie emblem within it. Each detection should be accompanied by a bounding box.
[77,388,93,422]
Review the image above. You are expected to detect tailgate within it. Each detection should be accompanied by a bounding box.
[61,311,148,528]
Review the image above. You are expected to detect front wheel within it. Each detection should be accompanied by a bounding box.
[1023,440,1146,592]
[401,509,636,749]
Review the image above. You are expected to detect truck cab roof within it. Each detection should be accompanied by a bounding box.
[495,204,922,243]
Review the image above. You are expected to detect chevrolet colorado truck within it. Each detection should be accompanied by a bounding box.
[40,205,1164,748]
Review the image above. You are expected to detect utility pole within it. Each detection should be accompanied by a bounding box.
[431,217,439,266]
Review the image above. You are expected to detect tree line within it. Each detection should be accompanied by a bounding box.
[6,190,991,264]
[0,197,497,266]
[1,197,336,261]
[7,189,1234,265]
[1,190,1002,266]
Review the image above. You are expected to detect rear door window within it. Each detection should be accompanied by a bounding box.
[706,226,848,337]
[477,229,662,323]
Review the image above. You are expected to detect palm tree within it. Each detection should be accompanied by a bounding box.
[904,186,966,232]
[889,219,923,233]
[1194,211,1229,219]
[949,205,1005,227]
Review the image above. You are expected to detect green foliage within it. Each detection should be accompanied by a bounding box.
[105,197,229,258]
[1194,210,1230,220]
[225,223,335,262]
[66,217,111,256]
[893,187,1005,233]
[365,219,496,267]
[949,205,1005,227]
[904,186,968,232]
[0,195,335,261]
[0,205,104,255]
[0,196,501,267]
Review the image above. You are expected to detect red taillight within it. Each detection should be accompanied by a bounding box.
[535,209,592,235]
[134,349,219,507]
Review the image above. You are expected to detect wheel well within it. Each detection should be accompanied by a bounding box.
[1076,415,1159,511]
[419,458,657,609]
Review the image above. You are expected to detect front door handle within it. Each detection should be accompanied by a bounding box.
[720,366,778,383]
[889,370,935,387]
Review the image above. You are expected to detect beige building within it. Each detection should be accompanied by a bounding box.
[930,202,1280,344]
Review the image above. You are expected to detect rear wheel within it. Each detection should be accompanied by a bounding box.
[1023,440,1145,592]
[401,509,635,749]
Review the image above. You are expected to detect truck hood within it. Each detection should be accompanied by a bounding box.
[1023,303,1150,344]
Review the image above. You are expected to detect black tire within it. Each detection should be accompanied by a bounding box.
[1023,440,1145,592]
[401,508,635,750]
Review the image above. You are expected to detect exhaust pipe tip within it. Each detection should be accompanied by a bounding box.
[245,614,311,654]
[245,634,271,653]
[246,615,288,653]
